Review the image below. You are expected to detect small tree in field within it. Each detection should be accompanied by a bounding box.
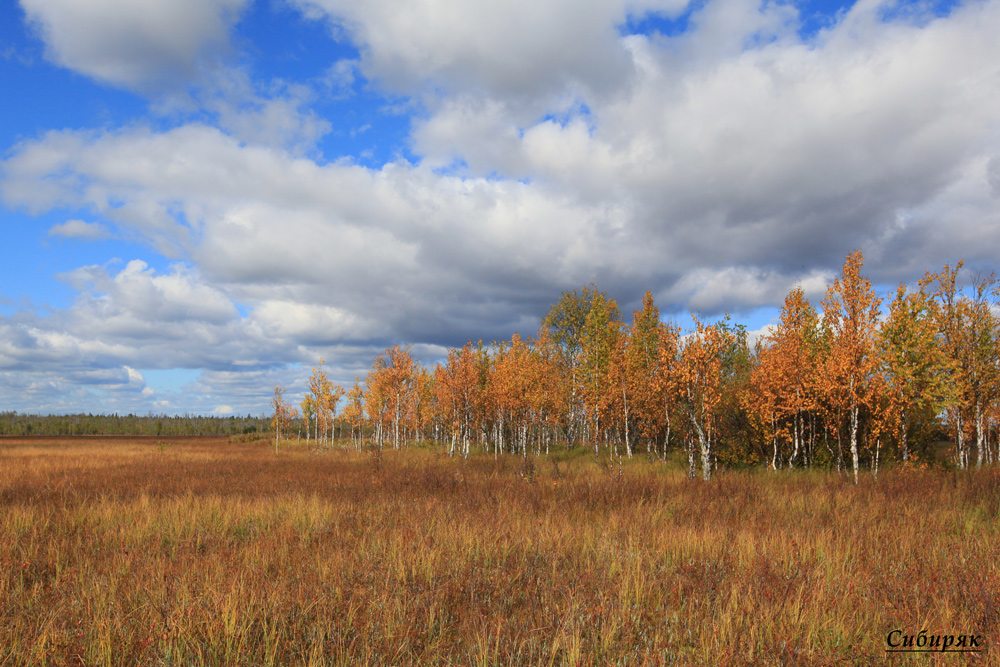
[300,395,315,447]
[879,283,952,463]
[922,262,999,468]
[677,316,734,481]
[342,378,366,449]
[608,291,664,460]
[752,288,822,469]
[271,384,295,452]
[821,250,882,484]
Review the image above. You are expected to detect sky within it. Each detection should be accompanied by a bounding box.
[1,0,998,416]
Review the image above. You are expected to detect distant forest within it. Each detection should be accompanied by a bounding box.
[0,411,270,437]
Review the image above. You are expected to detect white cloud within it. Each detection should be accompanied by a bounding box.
[21,0,250,90]
[324,59,360,98]
[48,219,111,240]
[251,301,378,342]
[1,124,626,337]
[186,69,333,155]
[292,0,684,101]
[58,259,239,328]
[4,0,1000,413]
[6,0,1000,339]
[746,323,776,348]
[666,267,834,314]
[401,0,1000,268]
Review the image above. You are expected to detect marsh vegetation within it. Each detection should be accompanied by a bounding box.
[2,436,997,665]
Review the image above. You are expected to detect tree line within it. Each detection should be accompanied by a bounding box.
[0,412,270,437]
[273,252,1000,481]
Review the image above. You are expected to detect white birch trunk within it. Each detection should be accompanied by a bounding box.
[956,412,966,469]
[687,435,696,479]
[789,412,800,469]
[623,383,632,459]
[900,409,909,463]
[976,400,984,468]
[850,403,859,485]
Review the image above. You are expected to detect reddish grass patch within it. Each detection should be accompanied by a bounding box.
[1,438,997,665]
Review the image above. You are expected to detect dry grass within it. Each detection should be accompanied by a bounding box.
[1,437,998,666]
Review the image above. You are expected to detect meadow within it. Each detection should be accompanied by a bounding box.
[1,436,997,666]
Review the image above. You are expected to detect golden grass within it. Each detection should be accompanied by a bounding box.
[1,437,997,666]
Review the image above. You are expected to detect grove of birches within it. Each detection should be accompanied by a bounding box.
[272,251,1000,482]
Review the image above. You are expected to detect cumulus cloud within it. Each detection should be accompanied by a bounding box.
[4,0,1000,413]
[404,0,1000,276]
[665,267,835,314]
[48,219,111,240]
[0,342,152,414]
[21,0,249,91]
[292,0,689,101]
[58,259,239,329]
[251,301,379,343]
[178,69,333,155]
[1,124,624,340]
[0,252,428,413]
[0,261,242,372]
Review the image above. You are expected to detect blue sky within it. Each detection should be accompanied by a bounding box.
[1,0,997,416]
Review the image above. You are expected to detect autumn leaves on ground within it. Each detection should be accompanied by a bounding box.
[3,437,998,666]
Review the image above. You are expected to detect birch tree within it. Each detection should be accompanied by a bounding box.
[580,292,622,454]
[271,384,295,452]
[879,283,952,463]
[434,343,480,457]
[342,378,366,449]
[677,317,732,480]
[608,292,664,458]
[656,320,682,461]
[961,275,998,467]
[542,284,621,448]
[307,363,332,445]
[381,346,416,449]
[300,395,315,447]
[753,288,821,468]
[821,250,882,484]
[924,263,974,468]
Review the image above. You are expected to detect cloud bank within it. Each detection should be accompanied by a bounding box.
[2,0,1000,413]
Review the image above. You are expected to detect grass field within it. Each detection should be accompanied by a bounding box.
[1,436,997,666]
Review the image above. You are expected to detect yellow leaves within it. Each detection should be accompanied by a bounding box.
[879,282,951,433]
[271,385,296,445]
[749,287,822,449]
[434,342,480,435]
[365,346,419,447]
[284,266,998,470]
[339,379,366,432]
[677,317,728,417]
[820,250,882,408]
[307,363,342,442]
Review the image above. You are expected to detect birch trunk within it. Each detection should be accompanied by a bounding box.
[900,409,909,463]
[689,410,711,481]
[874,438,880,476]
[789,412,800,469]
[623,383,632,459]
[687,436,696,479]
[771,415,778,471]
[975,400,984,468]
[956,412,966,469]
[850,403,859,485]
